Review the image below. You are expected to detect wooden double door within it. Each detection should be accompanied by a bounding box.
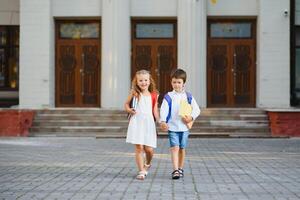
[55,20,101,107]
[131,20,177,103]
[207,20,256,107]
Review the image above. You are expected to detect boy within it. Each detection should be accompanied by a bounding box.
[160,69,200,179]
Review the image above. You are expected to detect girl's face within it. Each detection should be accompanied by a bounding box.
[171,78,184,92]
[136,73,150,92]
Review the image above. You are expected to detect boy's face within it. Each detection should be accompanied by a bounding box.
[171,78,184,92]
[136,73,150,92]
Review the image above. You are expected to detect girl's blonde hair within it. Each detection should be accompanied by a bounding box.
[131,70,157,97]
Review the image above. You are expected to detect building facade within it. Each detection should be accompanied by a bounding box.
[0,0,292,109]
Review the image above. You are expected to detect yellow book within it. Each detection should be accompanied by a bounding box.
[179,100,194,129]
[179,100,192,117]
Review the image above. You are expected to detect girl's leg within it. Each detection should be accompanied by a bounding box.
[144,146,153,166]
[170,146,179,170]
[178,148,186,169]
[135,145,145,172]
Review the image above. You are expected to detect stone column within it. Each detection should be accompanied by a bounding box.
[101,0,130,108]
[19,0,54,108]
[177,0,206,107]
[257,0,290,108]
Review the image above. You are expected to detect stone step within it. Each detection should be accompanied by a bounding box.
[190,127,270,133]
[30,125,269,133]
[30,126,127,133]
[35,109,126,115]
[29,131,272,138]
[157,131,272,137]
[34,108,266,115]
[34,110,266,116]
[32,120,129,127]
[29,108,271,138]
[33,114,268,121]
[198,115,268,120]
[194,120,269,125]
[29,132,125,138]
[200,108,267,115]
[32,119,269,127]
[34,114,128,120]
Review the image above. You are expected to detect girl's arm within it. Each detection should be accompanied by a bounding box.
[153,94,160,122]
[124,90,136,114]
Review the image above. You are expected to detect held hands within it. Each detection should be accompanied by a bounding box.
[160,122,169,132]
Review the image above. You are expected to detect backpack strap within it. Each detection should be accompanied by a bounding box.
[186,92,192,104]
[164,92,192,123]
[150,92,157,115]
[164,93,172,123]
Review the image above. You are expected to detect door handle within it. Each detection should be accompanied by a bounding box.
[81,53,85,96]
[233,53,237,96]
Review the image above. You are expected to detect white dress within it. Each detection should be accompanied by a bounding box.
[126,94,157,148]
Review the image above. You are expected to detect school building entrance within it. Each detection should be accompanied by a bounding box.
[131,19,177,103]
[55,20,101,107]
[207,19,256,108]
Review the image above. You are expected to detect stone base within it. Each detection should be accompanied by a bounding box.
[268,111,300,137]
[0,110,35,136]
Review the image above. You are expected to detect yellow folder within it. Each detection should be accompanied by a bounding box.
[179,100,192,117]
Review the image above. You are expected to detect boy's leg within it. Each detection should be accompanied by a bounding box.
[178,131,189,171]
[144,145,153,169]
[168,131,180,170]
[170,146,180,170]
[135,144,145,172]
[178,148,186,169]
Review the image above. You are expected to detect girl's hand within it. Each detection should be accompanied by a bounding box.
[128,108,136,115]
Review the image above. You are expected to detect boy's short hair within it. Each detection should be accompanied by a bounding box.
[171,68,187,83]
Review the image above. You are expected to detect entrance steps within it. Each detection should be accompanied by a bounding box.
[29,108,271,138]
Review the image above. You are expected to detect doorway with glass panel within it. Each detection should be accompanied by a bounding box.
[0,26,19,107]
[131,19,177,103]
[55,20,101,107]
[207,19,256,107]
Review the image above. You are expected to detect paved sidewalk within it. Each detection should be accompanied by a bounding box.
[0,137,299,200]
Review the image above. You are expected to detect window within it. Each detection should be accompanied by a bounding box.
[0,26,19,90]
[135,23,175,39]
[210,22,252,39]
[59,23,99,39]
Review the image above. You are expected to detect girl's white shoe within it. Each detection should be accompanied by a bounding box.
[136,171,148,180]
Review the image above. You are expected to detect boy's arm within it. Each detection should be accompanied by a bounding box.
[159,98,169,131]
[159,98,169,123]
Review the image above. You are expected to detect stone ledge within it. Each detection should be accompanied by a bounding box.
[0,110,35,136]
[267,111,300,137]
[266,108,300,112]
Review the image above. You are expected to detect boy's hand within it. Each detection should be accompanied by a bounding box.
[182,115,193,124]
[160,122,168,132]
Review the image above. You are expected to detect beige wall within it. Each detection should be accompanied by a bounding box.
[0,0,19,25]
[52,0,101,17]
[207,0,257,16]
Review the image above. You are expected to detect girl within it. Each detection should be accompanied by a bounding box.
[125,70,160,180]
